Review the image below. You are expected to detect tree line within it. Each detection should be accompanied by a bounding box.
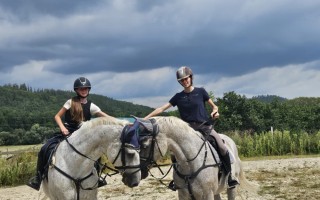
[0,84,320,146]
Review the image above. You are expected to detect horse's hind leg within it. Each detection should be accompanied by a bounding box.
[227,187,236,200]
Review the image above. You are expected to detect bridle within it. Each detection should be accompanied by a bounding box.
[111,142,141,175]
[173,136,220,200]
[50,136,140,200]
[141,119,220,200]
[138,119,165,172]
[139,119,177,189]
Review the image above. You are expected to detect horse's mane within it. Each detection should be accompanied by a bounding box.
[153,116,203,137]
[79,116,130,131]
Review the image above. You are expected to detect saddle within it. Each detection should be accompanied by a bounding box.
[40,135,64,180]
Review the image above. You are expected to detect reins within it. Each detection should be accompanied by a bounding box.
[51,136,140,200]
[50,138,103,200]
[146,119,220,200]
[172,120,221,199]
[111,142,141,175]
[172,140,220,200]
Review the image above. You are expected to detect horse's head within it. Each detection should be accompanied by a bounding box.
[107,123,143,188]
[139,135,155,179]
[137,118,168,179]
[117,144,141,188]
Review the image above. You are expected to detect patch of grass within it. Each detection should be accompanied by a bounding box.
[0,152,37,186]
[0,144,41,152]
[241,154,320,161]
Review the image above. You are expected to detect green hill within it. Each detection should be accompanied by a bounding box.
[0,83,154,131]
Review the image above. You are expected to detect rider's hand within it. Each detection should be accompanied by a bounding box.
[61,127,69,136]
[211,111,220,119]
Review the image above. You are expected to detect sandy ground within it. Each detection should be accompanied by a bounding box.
[0,156,319,200]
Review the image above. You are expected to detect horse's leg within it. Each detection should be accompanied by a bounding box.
[178,189,192,200]
[205,192,215,200]
[227,187,236,200]
[214,194,222,200]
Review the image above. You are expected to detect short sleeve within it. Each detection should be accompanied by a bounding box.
[63,99,72,110]
[90,103,102,115]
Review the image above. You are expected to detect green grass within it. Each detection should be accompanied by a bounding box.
[0,152,37,186]
[0,144,40,151]
[240,154,320,161]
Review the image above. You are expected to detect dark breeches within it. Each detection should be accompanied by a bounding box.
[189,123,228,156]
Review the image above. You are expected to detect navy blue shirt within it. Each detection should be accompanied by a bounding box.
[169,87,210,123]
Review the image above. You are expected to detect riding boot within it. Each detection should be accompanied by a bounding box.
[27,151,44,191]
[27,171,41,191]
[220,151,239,188]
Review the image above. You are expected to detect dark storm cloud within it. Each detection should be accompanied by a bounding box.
[1,0,320,108]
[1,0,320,78]
[0,0,102,20]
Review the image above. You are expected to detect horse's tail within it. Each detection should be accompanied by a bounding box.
[237,162,260,198]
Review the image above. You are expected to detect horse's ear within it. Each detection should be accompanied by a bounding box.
[140,136,152,149]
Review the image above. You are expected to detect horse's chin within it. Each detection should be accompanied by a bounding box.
[122,173,141,188]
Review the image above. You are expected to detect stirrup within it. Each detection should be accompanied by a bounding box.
[26,177,41,191]
[227,176,239,189]
[98,178,107,188]
[168,180,176,191]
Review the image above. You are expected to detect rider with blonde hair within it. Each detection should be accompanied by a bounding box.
[145,66,239,188]
[27,77,113,190]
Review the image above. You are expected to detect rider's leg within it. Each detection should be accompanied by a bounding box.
[27,148,44,191]
[210,129,239,188]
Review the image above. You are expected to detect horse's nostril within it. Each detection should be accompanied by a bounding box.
[130,182,139,187]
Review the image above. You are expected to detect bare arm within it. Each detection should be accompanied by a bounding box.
[144,102,172,119]
[94,111,109,117]
[54,107,69,135]
[207,98,219,119]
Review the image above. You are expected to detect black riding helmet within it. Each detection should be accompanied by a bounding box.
[176,66,193,86]
[74,77,91,97]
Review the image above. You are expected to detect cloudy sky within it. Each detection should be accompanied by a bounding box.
[1,0,320,108]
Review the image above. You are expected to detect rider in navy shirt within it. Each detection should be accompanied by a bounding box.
[170,87,211,123]
[145,66,239,188]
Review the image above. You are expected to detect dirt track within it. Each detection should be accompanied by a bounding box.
[0,156,319,200]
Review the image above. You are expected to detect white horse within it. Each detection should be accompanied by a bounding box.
[139,116,247,200]
[42,116,141,200]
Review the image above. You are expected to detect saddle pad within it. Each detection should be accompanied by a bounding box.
[121,122,140,149]
[131,115,154,132]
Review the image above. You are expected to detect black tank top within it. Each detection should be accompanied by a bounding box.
[64,100,92,132]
